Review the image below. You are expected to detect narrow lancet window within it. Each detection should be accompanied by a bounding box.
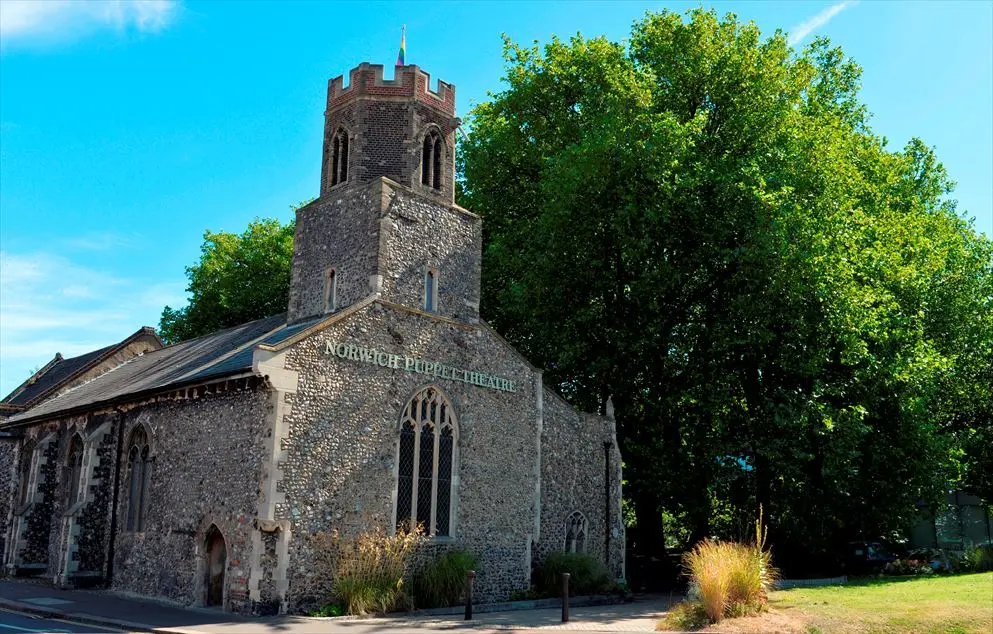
[424,269,437,312]
[433,137,443,190]
[422,135,433,186]
[330,128,349,186]
[17,441,35,506]
[324,268,338,313]
[65,435,84,507]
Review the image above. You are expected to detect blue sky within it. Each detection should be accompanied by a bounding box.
[1,0,991,396]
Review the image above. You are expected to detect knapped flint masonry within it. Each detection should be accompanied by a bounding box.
[0,62,625,615]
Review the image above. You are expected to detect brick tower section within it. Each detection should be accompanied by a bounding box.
[321,63,459,203]
[288,62,480,326]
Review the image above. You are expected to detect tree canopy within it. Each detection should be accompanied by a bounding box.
[459,8,993,571]
[158,217,295,344]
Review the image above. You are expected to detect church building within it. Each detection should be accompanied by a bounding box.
[0,62,625,615]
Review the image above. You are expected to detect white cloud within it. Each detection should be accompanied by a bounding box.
[789,1,858,46]
[0,251,185,396]
[0,0,178,46]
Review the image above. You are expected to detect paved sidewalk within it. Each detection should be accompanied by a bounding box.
[0,579,679,634]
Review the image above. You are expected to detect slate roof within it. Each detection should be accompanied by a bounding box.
[2,313,303,426]
[1,327,166,408]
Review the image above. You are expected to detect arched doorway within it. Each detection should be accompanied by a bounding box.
[204,525,226,607]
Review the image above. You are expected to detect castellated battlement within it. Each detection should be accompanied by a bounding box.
[327,62,455,115]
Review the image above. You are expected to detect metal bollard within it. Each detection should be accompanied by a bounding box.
[465,570,476,620]
[561,572,571,623]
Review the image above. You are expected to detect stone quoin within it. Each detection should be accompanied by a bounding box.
[0,61,625,615]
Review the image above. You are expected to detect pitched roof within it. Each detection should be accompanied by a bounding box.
[2,314,296,427]
[1,328,163,408]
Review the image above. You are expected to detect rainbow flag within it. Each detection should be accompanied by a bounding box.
[396,25,406,66]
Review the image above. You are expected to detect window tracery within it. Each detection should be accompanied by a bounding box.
[565,511,588,554]
[125,426,152,531]
[421,129,443,190]
[396,386,456,537]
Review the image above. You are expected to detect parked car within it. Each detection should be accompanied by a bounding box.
[846,541,898,573]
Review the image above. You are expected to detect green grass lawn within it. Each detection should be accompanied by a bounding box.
[768,572,993,634]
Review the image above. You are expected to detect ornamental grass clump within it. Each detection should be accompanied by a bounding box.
[413,550,478,608]
[306,526,423,616]
[677,507,778,625]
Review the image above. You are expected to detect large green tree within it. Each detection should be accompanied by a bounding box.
[158,217,296,343]
[459,8,993,571]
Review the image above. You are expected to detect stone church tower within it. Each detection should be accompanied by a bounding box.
[288,63,478,325]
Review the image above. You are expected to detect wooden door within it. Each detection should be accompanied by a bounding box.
[205,527,226,607]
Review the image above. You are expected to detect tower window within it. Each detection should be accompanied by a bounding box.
[424,268,438,312]
[324,268,338,313]
[433,136,442,189]
[330,128,349,186]
[421,130,443,190]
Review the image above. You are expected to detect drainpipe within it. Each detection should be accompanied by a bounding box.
[105,408,126,587]
[604,442,611,566]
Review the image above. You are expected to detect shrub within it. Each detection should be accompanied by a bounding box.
[657,600,710,631]
[302,526,423,616]
[309,603,345,617]
[533,552,612,597]
[884,558,934,576]
[413,550,478,608]
[963,545,993,572]
[681,507,778,623]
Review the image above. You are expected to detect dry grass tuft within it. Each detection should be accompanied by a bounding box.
[675,507,779,625]
[304,526,424,615]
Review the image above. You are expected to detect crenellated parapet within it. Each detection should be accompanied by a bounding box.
[326,63,455,115]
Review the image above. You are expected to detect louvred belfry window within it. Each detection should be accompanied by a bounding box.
[395,386,457,537]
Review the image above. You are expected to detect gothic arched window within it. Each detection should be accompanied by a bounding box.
[64,434,84,507]
[396,386,457,537]
[330,128,349,186]
[126,426,152,532]
[17,440,35,506]
[421,130,443,190]
[565,511,588,554]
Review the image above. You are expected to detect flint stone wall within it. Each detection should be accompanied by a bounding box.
[289,179,481,325]
[111,384,271,612]
[381,186,481,323]
[535,393,625,579]
[0,438,16,570]
[278,302,539,611]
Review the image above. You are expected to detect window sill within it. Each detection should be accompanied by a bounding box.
[425,535,457,544]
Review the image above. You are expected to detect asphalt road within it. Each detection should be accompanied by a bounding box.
[0,608,119,633]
